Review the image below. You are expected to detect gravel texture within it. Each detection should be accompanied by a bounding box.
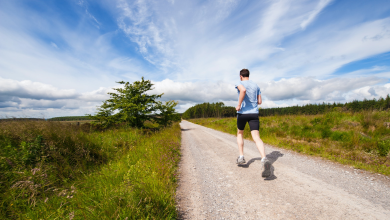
[176,120,390,220]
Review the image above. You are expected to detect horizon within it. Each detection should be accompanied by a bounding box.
[1,0,390,118]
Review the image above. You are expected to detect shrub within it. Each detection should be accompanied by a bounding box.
[321,127,332,138]
[378,139,390,157]
[331,131,352,142]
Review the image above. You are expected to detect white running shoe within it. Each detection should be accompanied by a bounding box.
[236,156,246,165]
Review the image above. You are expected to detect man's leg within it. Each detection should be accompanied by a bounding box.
[236,114,247,164]
[237,129,245,156]
[251,130,271,177]
[250,130,266,158]
[236,129,246,164]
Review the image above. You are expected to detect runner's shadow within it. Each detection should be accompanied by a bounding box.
[238,151,283,181]
[266,151,284,164]
[264,151,284,181]
[238,157,261,168]
[180,128,192,131]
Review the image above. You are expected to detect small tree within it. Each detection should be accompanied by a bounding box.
[88,77,178,128]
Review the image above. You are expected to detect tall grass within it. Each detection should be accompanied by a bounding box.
[189,110,390,175]
[0,120,181,219]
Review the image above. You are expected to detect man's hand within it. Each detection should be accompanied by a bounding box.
[236,105,241,111]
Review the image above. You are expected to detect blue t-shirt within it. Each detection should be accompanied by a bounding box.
[235,80,261,114]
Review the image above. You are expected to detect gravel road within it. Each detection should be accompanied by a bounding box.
[176,120,390,220]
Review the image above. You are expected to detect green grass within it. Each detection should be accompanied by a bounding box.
[189,110,390,175]
[0,120,181,219]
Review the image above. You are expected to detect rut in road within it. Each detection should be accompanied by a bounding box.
[176,120,390,220]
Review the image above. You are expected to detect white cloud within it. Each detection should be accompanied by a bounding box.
[300,0,333,29]
[50,42,58,48]
[260,76,386,101]
[263,17,390,80]
[150,79,236,102]
[0,2,146,93]
[79,87,113,102]
[0,77,108,117]
[348,83,390,101]
[150,76,389,110]
[0,77,78,100]
[112,0,390,86]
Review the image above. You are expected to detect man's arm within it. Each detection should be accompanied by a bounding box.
[258,94,262,105]
[236,85,246,111]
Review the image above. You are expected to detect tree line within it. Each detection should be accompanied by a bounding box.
[49,116,91,121]
[181,102,236,119]
[182,95,390,119]
[260,95,390,116]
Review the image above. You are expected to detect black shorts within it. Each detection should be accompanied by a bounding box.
[237,113,259,131]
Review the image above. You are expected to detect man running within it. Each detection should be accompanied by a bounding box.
[235,69,271,177]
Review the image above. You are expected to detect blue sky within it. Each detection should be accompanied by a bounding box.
[1,0,390,117]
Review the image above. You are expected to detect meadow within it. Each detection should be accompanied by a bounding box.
[0,120,181,219]
[189,110,390,175]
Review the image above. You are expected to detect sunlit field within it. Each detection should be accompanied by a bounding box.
[189,110,390,175]
[0,120,181,219]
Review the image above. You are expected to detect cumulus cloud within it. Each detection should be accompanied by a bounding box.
[0,77,110,116]
[0,77,78,101]
[0,95,21,108]
[79,87,113,102]
[259,76,386,101]
[147,76,389,112]
[149,79,236,102]
[19,99,74,110]
[348,83,390,101]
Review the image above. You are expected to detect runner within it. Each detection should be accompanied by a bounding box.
[235,69,271,177]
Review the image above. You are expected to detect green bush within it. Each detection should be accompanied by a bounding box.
[321,127,332,138]
[378,140,390,156]
[331,131,352,142]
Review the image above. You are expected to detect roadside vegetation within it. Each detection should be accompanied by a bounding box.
[189,110,390,175]
[0,120,181,219]
[1,78,181,219]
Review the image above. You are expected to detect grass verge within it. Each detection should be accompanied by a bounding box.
[189,111,390,176]
[1,120,181,219]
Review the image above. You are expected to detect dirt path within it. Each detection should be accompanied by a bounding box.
[176,120,390,220]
